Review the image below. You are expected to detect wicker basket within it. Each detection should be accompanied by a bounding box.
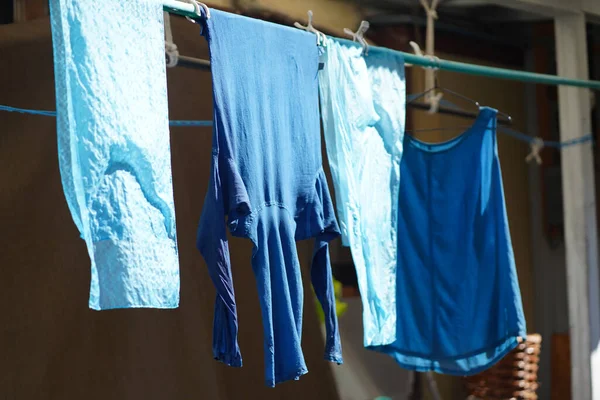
[464,334,542,400]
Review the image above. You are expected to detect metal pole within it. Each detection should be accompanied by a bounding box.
[163,0,199,19]
[402,51,600,90]
[555,12,600,400]
[332,36,600,91]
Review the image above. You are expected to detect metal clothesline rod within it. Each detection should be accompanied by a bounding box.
[177,55,211,70]
[402,51,600,90]
[336,38,600,91]
[163,0,200,19]
[162,1,600,91]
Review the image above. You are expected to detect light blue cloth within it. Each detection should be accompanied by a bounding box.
[374,107,527,374]
[196,10,342,387]
[50,0,180,310]
[318,37,405,348]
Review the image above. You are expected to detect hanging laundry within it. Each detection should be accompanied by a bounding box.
[196,10,342,387]
[318,37,405,348]
[49,0,180,310]
[376,107,527,374]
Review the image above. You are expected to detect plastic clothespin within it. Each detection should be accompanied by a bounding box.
[409,41,424,57]
[419,0,440,20]
[427,92,443,114]
[344,20,370,55]
[404,41,423,68]
[525,137,544,165]
[294,10,326,47]
[183,0,210,25]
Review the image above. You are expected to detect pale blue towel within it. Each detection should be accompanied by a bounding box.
[50,0,180,310]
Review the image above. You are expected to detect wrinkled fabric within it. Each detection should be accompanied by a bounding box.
[318,37,405,348]
[50,0,179,310]
[196,10,342,387]
[374,107,527,374]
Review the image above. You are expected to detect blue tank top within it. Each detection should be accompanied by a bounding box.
[373,107,526,374]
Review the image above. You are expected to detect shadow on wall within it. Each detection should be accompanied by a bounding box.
[327,297,414,400]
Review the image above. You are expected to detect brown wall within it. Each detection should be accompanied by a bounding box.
[0,16,339,400]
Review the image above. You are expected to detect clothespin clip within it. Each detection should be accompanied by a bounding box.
[419,0,440,20]
[344,20,370,55]
[405,41,423,68]
[294,10,326,47]
[427,93,443,114]
[409,41,424,57]
[182,0,210,24]
[525,137,544,164]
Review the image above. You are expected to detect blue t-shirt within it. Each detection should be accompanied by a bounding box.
[196,9,342,387]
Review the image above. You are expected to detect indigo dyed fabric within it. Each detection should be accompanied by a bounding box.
[375,107,527,374]
[196,9,342,387]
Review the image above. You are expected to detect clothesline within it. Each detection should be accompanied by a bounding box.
[0,104,213,127]
[499,126,592,149]
[165,55,517,126]
[0,103,592,150]
[162,2,600,90]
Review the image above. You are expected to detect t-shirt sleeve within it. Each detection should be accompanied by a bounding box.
[197,153,242,367]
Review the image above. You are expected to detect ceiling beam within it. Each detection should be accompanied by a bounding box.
[583,0,600,21]
[447,0,583,16]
